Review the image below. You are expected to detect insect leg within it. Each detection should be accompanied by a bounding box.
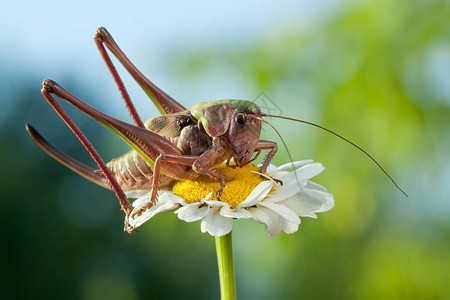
[132,148,228,217]
[41,80,188,180]
[41,84,134,233]
[94,30,144,128]
[94,27,186,115]
[255,140,278,173]
[253,140,283,185]
[191,145,227,198]
[226,156,236,168]
[131,153,199,218]
[246,149,262,164]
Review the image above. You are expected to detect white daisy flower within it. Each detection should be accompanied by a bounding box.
[127,160,334,237]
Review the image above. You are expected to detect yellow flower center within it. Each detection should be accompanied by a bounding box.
[172,163,271,208]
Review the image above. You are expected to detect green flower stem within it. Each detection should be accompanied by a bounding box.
[215,231,236,300]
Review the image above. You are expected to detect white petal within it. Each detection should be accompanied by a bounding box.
[289,181,335,213]
[160,192,186,205]
[259,202,300,224]
[276,160,314,171]
[264,164,279,173]
[220,206,252,219]
[175,203,210,222]
[239,181,273,207]
[129,201,179,228]
[131,194,152,208]
[264,179,303,203]
[248,206,282,237]
[305,189,334,213]
[201,208,234,236]
[203,200,229,207]
[279,193,325,218]
[293,163,325,181]
[274,171,303,185]
[281,218,300,234]
[125,190,150,199]
[200,192,213,201]
[273,163,324,188]
[270,172,291,181]
[304,180,328,192]
[131,191,183,209]
[303,181,334,212]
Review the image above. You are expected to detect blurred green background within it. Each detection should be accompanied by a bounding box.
[1,0,449,299]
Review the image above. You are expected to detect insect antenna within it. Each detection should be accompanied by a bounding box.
[262,113,408,197]
[255,116,303,188]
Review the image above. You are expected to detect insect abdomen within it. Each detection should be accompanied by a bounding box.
[106,150,156,191]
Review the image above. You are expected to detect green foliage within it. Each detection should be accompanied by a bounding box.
[171,0,450,298]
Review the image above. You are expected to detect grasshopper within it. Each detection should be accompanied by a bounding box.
[27,27,406,234]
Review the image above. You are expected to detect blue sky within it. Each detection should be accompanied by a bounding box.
[0,0,340,116]
[0,0,334,76]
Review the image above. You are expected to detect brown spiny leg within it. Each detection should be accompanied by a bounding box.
[41,79,189,180]
[193,160,226,199]
[41,83,134,234]
[192,141,227,199]
[226,156,236,169]
[94,30,144,127]
[94,27,186,115]
[41,80,191,234]
[246,149,262,164]
[131,153,199,218]
[255,140,283,185]
[132,141,228,217]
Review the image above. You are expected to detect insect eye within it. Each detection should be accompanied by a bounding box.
[235,113,246,126]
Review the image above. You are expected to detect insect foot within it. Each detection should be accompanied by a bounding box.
[215,186,224,200]
[131,207,145,219]
[267,175,283,186]
[124,217,136,235]
[215,177,227,200]
[273,178,283,185]
[130,194,158,219]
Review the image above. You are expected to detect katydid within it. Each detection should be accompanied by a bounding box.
[26,27,406,234]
